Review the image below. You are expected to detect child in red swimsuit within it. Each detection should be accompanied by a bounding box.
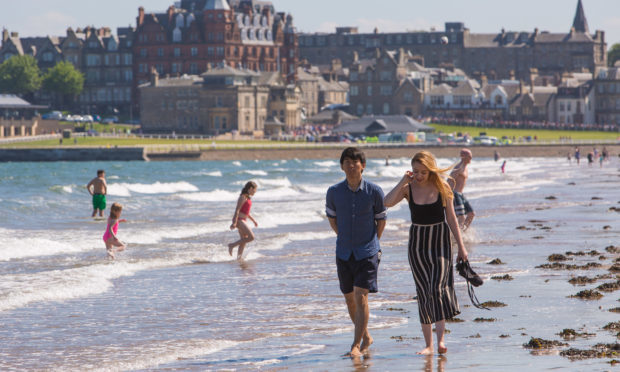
[228,181,258,260]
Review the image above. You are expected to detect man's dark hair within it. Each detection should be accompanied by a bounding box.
[97,169,105,176]
[339,147,366,165]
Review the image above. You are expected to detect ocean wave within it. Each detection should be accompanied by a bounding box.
[108,181,199,196]
[243,170,268,176]
[0,229,99,261]
[177,189,239,202]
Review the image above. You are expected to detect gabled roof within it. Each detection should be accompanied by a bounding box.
[428,83,452,95]
[0,94,35,108]
[452,79,479,95]
[333,115,434,134]
[201,64,259,77]
[204,0,231,10]
[307,109,357,122]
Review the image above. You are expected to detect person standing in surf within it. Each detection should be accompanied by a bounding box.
[103,202,127,259]
[326,147,387,357]
[87,170,107,218]
[228,181,258,260]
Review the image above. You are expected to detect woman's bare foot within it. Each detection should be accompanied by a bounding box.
[361,334,373,354]
[347,345,363,357]
[416,347,434,355]
[107,251,115,259]
[228,243,235,256]
[437,342,448,354]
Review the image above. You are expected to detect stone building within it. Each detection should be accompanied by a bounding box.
[133,0,298,113]
[295,67,319,117]
[594,64,620,126]
[0,27,135,116]
[139,64,301,135]
[299,0,605,81]
[349,49,428,117]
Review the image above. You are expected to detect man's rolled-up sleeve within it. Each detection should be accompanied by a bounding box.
[326,187,337,218]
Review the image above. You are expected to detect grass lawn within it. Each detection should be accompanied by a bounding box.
[429,124,619,141]
[0,136,280,148]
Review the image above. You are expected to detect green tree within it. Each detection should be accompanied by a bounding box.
[0,55,42,95]
[42,61,84,108]
[609,43,620,67]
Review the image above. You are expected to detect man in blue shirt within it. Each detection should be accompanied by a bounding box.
[326,147,386,357]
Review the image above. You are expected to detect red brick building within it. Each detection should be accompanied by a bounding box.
[132,0,298,115]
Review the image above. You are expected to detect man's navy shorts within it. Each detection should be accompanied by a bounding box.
[336,251,381,294]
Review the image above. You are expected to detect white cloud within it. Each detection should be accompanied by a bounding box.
[601,16,620,46]
[23,11,77,37]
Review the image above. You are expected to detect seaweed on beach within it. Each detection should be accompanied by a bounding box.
[606,245,620,254]
[609,264,620,273]
[545,196,557,200]
[516,225,534,230]
[532,236,545,239]
[566,250,600,256]
[480,301,506,308]
[591,197,603,200]
[523,337,568,349]
[536,262,602,270]
[560,343,620,360]
[596,281,620,293]
[568,276,597,285]
[548,254,568,262]
[603,322,620,332]
[390,335,420,342]
[488,258,504,265]
[491,274,514,281]
[468,333,481,338]
[609,307,620,313]
[473,318,496,322]
[558,328,595,340]
[446,317,464,323]
[603,225,612,230]
[499,334,510,338]
[570,290,603,300]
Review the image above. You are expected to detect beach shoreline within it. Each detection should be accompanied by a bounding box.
[186,143,620,161]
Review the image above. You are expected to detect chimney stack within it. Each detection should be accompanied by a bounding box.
[138,7,145,26]
[150,67,159,87]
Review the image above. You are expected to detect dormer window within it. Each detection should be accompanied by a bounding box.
[173,28,182,42]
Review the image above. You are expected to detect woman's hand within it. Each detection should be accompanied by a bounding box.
[230,222,237,230]
[119,219,127,223]
[457,247,468,262]
[253,220,258,227]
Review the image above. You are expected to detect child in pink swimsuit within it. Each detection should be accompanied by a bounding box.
[103,202,127,259]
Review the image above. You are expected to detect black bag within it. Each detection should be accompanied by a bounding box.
[456,259,489,310]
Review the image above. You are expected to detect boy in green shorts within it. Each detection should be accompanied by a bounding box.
[86,170,108,218]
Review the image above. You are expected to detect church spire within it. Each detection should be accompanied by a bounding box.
[572,0,589,33]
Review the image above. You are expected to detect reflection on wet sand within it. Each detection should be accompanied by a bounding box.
[423,354,446,372]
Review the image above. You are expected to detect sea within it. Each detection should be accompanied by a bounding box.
[0,153,618,371]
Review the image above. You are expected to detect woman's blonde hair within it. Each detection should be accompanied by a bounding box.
[110,202,123,219]
[411,151,453,206]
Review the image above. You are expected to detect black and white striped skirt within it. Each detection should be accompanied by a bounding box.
[408,221,460,324]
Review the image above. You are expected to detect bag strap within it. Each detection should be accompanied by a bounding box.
[467,282,490,310]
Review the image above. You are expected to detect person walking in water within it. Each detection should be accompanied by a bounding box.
[448,149,475,230]
[87,169,107,218]
[228,181,258,260]
[103,202,126,259]
[384,150,468,355]
[326,147,386,357]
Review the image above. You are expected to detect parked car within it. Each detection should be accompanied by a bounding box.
[473,135,498,145]
[81,115,94,122]
[41,111,63,120]
[102,116,119,124]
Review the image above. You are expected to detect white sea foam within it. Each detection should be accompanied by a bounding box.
[243,170,268,176]
[124,223,225,245]
[0,229,99,261]
[203,170,223,177]
[108,181,198,196]
[232,161,242,166]
[314,160,338,168]
[177,189,239,202]
[85,339,239,372]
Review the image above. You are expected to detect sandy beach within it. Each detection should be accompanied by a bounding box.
[190,143,620,161]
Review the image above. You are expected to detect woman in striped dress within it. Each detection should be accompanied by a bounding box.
[384,151,468,355]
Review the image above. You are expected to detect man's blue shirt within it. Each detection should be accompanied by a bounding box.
[326,178,387,261]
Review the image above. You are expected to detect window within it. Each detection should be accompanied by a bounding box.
[431,96,444,105]
[157,48,164,57]
[124,70,133,82]
[350,72,358,81]
[42,52,54,62]
[215,96,223,107]
[357,104,364,115]
[404,92,413,102]
[140,48,147,57]
[367,86,373,96]
[494,95,503,105]
[174,48,181,57]
[383,103,390,114]
[350,86,359,96]
[244,96,250,107]
[380,85,392,96]
[124,54,132,65]
[366,104,373,114]
[191,47,198,57]
[207,47,214,56]
[190,63,198,74]
[217,47,224,56]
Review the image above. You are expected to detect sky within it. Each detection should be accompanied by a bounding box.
[2,0,619,48]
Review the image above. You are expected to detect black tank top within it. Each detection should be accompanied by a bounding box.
[408,183,445,224]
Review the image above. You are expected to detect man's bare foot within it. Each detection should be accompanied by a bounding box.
[360,335,373,354]
[347,345,363,357]
[228,243,234,256]
[416,347,433,355]
[438,343,447,354]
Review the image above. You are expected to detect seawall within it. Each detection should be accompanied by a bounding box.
[0,147,147,162]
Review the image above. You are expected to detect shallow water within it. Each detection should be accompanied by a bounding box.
[0,155,618,371]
